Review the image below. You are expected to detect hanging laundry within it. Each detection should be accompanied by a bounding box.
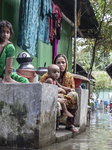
[52,1,62,39]
[50,0,62,61]
[17,0,52,57]
[38,0,52,44]
[56,7,62,40]
[17,0,41,56]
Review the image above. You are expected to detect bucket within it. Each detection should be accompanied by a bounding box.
[16,69,36,83]
[74,78,82,89]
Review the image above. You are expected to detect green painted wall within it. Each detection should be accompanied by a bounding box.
[58,20,72,72]
[2,0,72,72]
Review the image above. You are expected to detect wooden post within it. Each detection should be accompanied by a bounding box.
[73,0,77,74]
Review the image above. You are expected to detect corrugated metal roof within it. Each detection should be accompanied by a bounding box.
[52,0,98,38]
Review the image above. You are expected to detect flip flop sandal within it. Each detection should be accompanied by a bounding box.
[66,126,79,133]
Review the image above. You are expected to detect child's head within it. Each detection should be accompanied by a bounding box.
[48,64,60,80]
[0,20,14,42]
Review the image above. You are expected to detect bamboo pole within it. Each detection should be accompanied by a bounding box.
[62,12,84,38]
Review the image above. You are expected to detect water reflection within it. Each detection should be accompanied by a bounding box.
[1,109,112,150]
[40,109,112,150]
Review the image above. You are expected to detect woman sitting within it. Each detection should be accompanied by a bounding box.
[39,54,79,133]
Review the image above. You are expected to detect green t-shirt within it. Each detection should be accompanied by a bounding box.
[0,44,15,78]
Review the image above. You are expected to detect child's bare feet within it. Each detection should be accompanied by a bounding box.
[63,110,74,118]
[2,77,19,83]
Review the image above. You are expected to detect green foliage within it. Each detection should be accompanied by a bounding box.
[91,71,112,98]
[92,71,112,91]
[91,0,112,49]
[76,36,112,70]
[74,0,112,73]
[89,102,94,106]
[74,0,112,98]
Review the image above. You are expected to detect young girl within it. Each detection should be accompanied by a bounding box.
[0,20,29,83]
[45,64,73,118]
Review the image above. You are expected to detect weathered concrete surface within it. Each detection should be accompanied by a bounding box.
[0,83,58,149]
[56,125,73,143]
[74,88,88,133]
[56,125,80,143]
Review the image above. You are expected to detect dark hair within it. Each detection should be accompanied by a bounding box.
[0,20,14,42]
[53,54,66,64]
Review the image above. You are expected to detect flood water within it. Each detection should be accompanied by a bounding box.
[40,108,112,150]
[0,108,112,150]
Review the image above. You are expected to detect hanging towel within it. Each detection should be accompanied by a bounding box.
[17,0,41,56]
[17,0,52,57]
[38,0,52,44]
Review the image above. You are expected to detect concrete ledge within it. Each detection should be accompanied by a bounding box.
[56,125,81,142]
[75,89,88,132]
[0,83,88,148]
[56,125,73,143]
[0,83,58,149]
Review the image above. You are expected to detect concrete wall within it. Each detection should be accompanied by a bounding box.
[0,83,58,149]
[75,88,88,133]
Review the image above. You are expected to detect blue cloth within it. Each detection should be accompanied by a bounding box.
[17,0,52,57]
[38,15,49,44]
[39,0,52,44]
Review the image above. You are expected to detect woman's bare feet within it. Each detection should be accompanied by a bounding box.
[66,121,79,133]
[66,126,79,133]
[63,110,74,118]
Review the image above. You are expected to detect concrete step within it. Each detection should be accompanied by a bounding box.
[56,125,80,143]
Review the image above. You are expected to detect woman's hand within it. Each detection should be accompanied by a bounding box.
[58,98,67,104]
[64,87,71,93]
[58,87,66,94]
[70,88,75,92]
[63,87,75,93]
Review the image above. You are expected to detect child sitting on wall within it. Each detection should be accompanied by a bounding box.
[0,20,29,83]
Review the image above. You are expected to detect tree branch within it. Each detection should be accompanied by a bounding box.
[87,0,107,79]
[96,37,106,45]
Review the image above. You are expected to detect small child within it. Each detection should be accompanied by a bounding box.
[45,64,73,118]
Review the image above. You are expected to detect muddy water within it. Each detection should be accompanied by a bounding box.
[0,109,112,150]
[40,109,112,150]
